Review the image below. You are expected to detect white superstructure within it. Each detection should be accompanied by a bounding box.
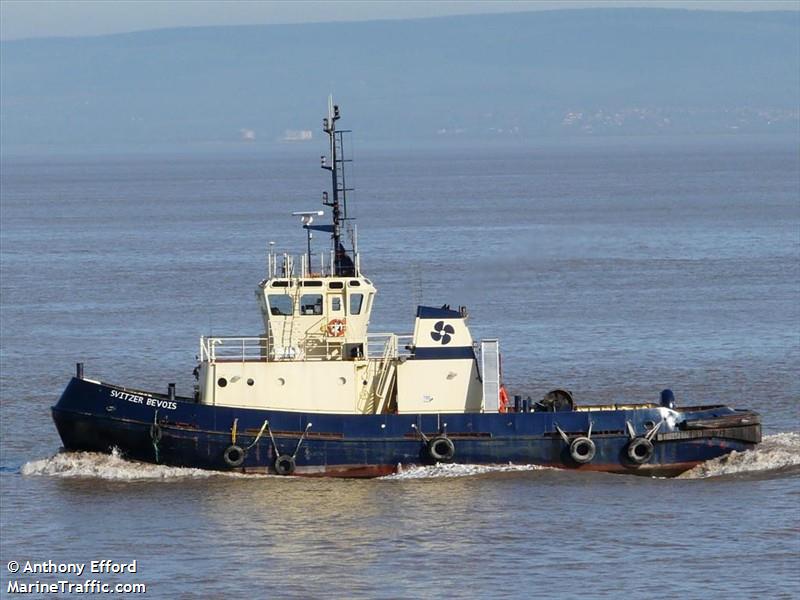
[194,100,499,415]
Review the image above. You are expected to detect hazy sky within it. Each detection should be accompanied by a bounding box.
[1,0,797,41]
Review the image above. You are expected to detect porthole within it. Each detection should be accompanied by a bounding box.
[247,378,255,386]
[217,377,228,388]
[644,420,656,430]
[338,377,347,385]
[277,377,285,386]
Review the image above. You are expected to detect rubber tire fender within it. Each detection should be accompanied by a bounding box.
[569,436,596,464]
[627,437,654,464]
[223,444,245,468]
[274,454,296,476]
[427,436,456,463]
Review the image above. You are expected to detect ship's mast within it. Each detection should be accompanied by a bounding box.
[320,96,356,277]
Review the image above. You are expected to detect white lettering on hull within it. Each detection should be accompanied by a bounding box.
[109,389,177,410]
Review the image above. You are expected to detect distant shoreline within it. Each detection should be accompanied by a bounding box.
[2,132,798,160]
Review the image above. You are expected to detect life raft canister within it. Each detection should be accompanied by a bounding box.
[499,385,509,413]
[326,319,346,337]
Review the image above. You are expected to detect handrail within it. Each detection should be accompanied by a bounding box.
[365,333,413,359]
[200,336,270,362]
[266,251,363,279]
[200,332,414,363]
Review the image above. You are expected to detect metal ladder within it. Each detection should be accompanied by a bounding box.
[361,337,397,414]
[480,339,500,412]
[280,281,303,356]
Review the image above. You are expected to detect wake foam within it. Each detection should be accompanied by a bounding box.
[381,462,549,480]
[678,432,800,479]
[21,448,239,481]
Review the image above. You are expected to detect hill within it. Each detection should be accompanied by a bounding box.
[1,9,798,149]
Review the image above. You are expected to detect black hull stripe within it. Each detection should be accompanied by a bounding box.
[413,346,475,359]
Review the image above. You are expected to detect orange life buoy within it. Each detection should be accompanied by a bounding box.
[499,385,509,413]
[326,318,346,337]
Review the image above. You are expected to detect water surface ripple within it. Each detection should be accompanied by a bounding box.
[1,137,798,598]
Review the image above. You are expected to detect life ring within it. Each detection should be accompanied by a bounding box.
[326,319,346,337]
[569,436,596,464]
[427,436,455,463]
[274,454,296,476]
[499,385,509,413]
[223,444,245,468]
[627,437,654,464]
[149,423,162,443]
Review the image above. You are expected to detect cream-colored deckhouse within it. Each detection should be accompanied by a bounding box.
[195,98,501,415]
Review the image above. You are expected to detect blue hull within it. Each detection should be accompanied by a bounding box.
[52,377,760,477]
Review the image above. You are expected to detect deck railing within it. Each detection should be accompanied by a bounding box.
[267,251,362,279]
[365,333,414,360]
[200,337,270,362]
[200,333,414,363]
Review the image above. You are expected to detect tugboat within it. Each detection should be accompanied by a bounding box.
[52,100,761,477]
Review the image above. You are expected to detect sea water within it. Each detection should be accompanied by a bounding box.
[1,136,798,598]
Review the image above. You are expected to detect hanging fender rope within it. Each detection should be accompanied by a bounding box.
[626,418,664,441]
[410,423,430,443]
[554,423,570,445]
[150,410,160,463]
[554,420,594,443]
[265,420,280,457]
[230,418,238,445]
[245,420,269,451]
[645,419,664,441]
[263,422,313,457]
[292,423,313,459]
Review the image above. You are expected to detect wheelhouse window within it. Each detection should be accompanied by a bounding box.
[332,298,341,311]
[350,293,364,315]
[268,295,293,316]
[300,294,323,315]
